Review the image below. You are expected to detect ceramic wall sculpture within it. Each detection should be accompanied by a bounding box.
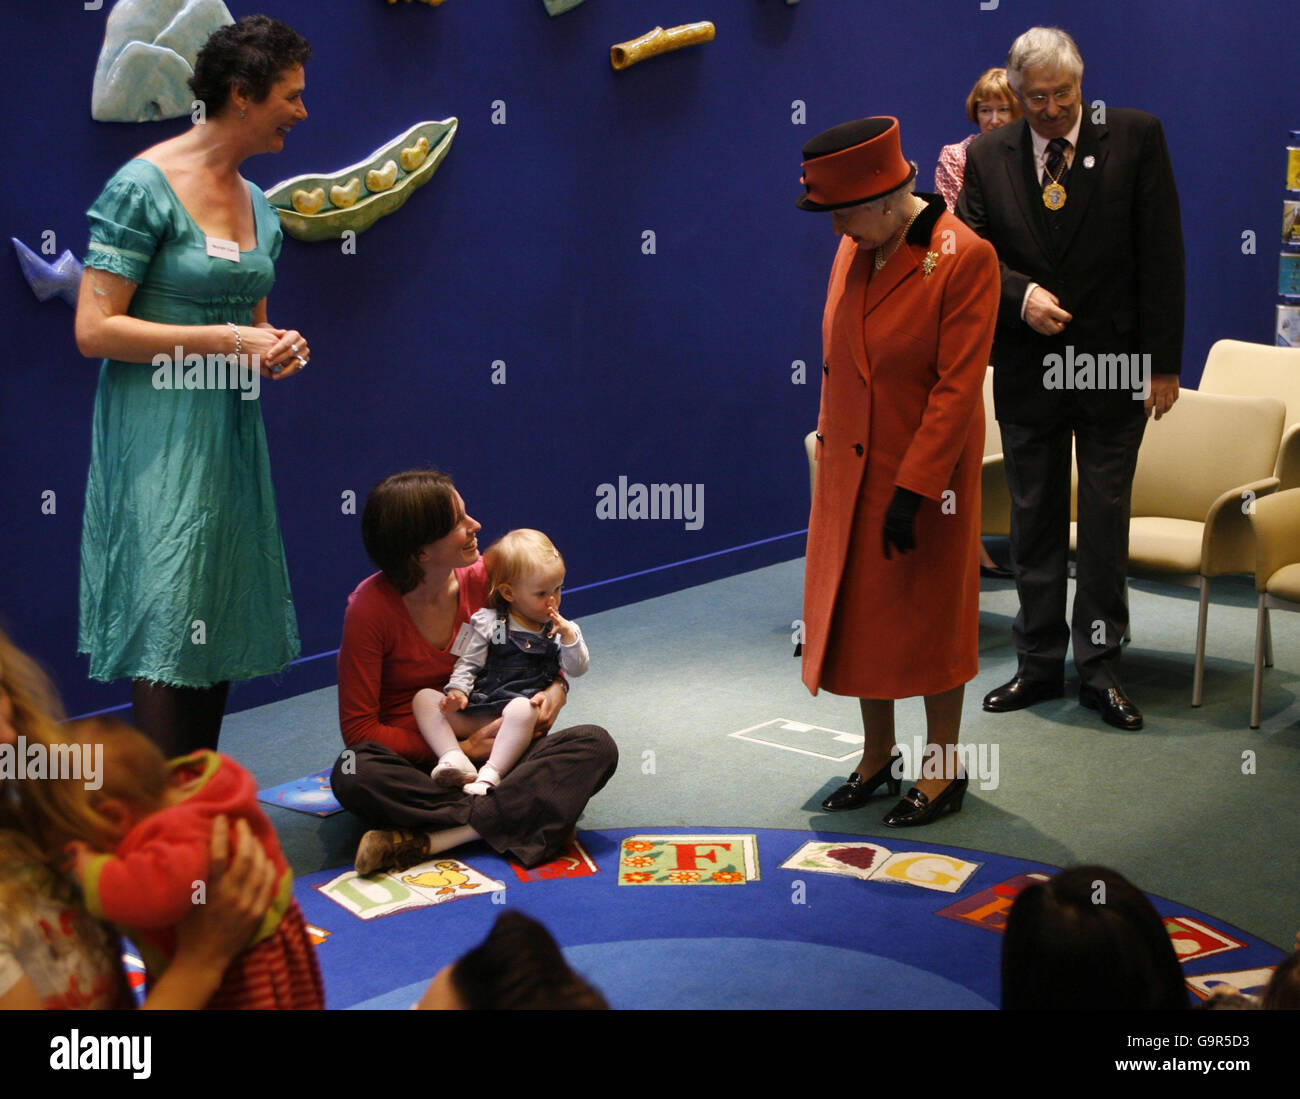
[12,238,84,308]
[266,119,458,242]
[610,22,716,71]
[91,0,234,122]
[543,0,587,15]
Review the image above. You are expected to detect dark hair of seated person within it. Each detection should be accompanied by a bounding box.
[1001,865,1188,1010]
[453,911,607,1010]
[361,469,460,594]
[1262,950,1300,1010]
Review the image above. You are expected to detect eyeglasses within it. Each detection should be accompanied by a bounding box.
[1023,87,1077,109]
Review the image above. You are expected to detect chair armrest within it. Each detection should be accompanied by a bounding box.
[1201,476,1281,575]
[1276,423,1300,490]
[1251,488,1300,588]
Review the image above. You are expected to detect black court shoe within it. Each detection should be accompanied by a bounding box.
[882,773,968,827]
[821,752,903,812]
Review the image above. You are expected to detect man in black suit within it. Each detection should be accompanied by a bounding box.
[957,26,1184,730]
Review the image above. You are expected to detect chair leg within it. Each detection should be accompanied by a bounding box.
[1192,576,1210,707]
[1263,606,1273,668]
[1121,575,1131,646]
[1251,595,1267,729]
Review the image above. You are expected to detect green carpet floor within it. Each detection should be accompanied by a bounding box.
[223,558,1300,952]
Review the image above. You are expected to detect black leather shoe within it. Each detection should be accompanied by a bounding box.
[1079,684,1144,730]
[883,774,968,827]
[821,752,903,812]
[980,563,1015,580]
[982,676,1065,712]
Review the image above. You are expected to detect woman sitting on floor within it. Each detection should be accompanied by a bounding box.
[329,469,618,874]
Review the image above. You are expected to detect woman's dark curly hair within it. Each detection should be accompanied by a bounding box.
[189,15,311,116]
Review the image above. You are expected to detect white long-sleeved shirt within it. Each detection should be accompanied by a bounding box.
[446,606,589,699]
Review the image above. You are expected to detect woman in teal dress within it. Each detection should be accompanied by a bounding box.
[74,16,313,755]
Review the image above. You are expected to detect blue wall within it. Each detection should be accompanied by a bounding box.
[2,0,1293,716]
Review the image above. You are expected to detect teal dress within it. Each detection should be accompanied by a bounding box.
[79,159,300,687]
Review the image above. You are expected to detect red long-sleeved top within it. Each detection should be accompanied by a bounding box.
[336,561,490,765]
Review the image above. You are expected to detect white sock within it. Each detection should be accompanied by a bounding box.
[431,748,476,780]
[463,764,502,797]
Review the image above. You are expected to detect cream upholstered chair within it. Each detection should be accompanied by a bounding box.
[1122,389,1285,704]
[805,430,817,499]
[1198,339,1300,489]
[1248,488,1300,728]
[981,366,1012,538]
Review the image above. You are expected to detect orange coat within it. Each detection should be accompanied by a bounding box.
[802,198,998,698]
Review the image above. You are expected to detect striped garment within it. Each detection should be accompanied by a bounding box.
[202,900,323,1010]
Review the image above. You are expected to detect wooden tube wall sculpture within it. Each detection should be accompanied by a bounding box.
[610,22,716,70]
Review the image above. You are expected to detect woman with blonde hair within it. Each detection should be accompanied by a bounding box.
[935,68,1022,213]
[935,68,1021,581]
[0,628,277,1009]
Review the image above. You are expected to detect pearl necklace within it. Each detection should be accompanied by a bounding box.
[874,198,926,272]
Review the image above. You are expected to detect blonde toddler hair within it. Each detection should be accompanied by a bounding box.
[484,529,565,613]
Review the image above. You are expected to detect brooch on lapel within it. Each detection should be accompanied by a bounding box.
[922,251,939,277]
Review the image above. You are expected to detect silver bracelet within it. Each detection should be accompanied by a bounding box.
[227,321,242,356]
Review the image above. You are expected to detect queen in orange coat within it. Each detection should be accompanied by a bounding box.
[796,117,998,827]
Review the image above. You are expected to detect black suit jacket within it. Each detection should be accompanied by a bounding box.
[956,109,1185,423]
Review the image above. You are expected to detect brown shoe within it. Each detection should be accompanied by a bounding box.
[354,829,430,876]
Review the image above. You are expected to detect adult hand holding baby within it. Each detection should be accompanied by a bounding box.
[529,680,568,731]
[142,815,279,1010]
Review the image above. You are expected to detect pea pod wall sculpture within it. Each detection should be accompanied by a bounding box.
[266,118,458,242]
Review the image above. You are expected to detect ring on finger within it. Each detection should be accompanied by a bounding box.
[290,343,299,354]
[295,355,307,369]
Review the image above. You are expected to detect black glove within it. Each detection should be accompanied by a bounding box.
[882,488,922,559]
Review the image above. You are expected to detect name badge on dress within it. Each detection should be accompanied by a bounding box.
[450,623,476,656]
[205,236,241,263]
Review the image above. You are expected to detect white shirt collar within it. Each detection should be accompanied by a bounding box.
[1029,112,1084,179]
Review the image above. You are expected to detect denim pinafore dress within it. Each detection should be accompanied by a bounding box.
[461,612,562,716]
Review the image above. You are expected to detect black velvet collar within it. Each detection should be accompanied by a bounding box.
[906,193,946,247]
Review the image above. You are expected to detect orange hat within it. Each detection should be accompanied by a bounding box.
[797,116,916,211]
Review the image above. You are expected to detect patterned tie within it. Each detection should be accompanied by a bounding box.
[1045,137,1071,184]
